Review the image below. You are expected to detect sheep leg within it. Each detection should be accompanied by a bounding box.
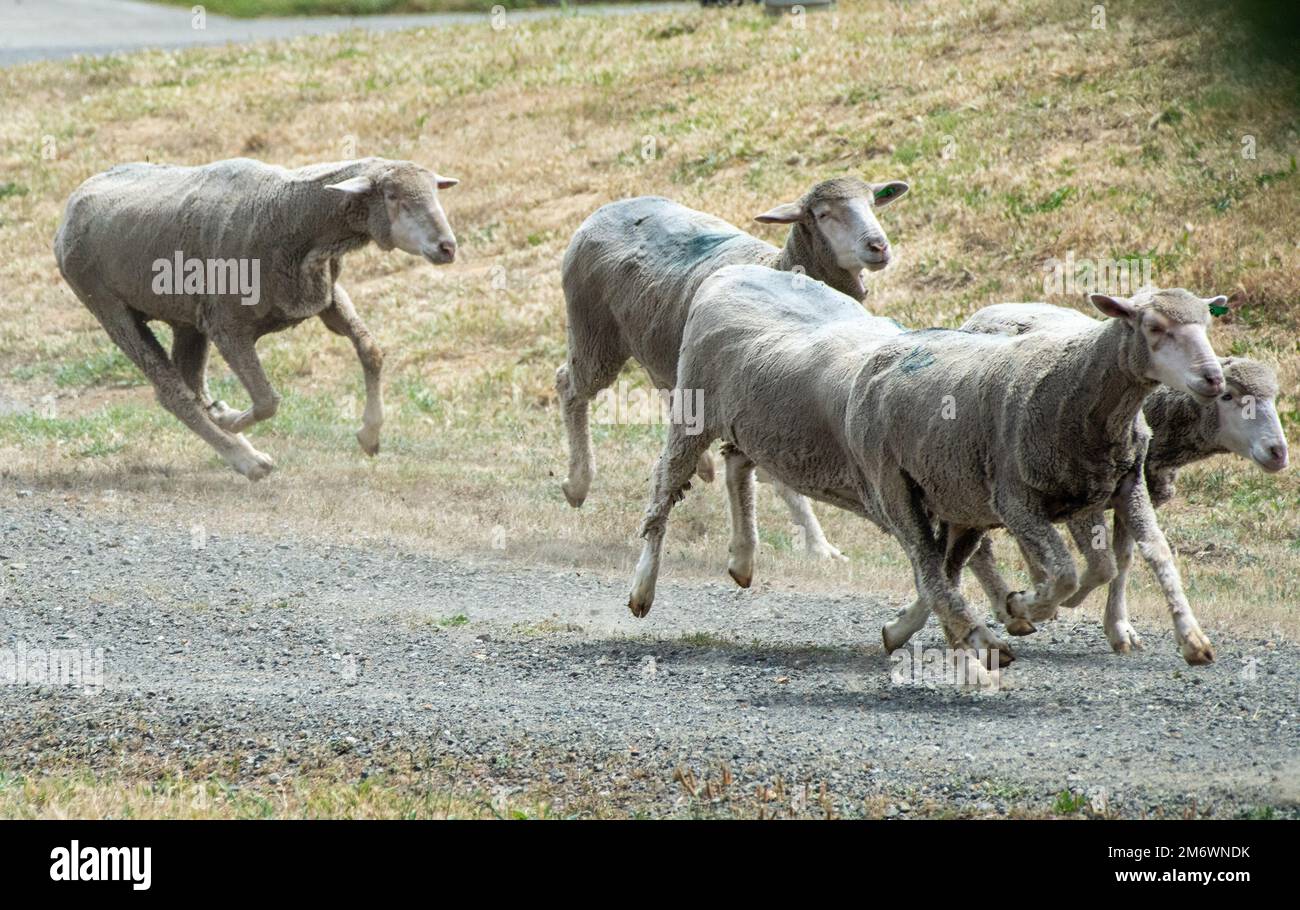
[628,426,713,618]
[88,304,273,480]
[320,285,384,456]
[171,324,241,427]
[770,480,847,561]
[965,534,1039,635]
[555,297,631,509]
[1016,537,1049,586]
[999,505,1079,624]
[882,595,931,652]
[695,450,715,483]
[210,331,281,434]
[1112,473,1212,665]
[556,363,595,507]
[722,444,758,588]
[1102,513,1143,653]
[1062,510,1117,608]
[883,524,986,652]
[170,324,213,405]
[877,474,1011,668]
[999,536,1051,635]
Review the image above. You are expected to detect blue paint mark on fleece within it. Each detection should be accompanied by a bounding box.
[680,231,740,262]
[899,346,936,373]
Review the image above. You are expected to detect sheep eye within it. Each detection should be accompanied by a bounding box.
[1220,393,1233,402]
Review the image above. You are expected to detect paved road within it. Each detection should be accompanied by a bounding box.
[0,0,688,66]
[1,490,1296,817]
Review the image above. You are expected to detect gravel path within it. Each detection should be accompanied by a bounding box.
[0,0,688,67]
[1,489,1296,817]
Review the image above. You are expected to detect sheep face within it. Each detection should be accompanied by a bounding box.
[1090,288,1224,401]
[755,176,909,272]
[327,164,459,263]
[1215,358,1289,472]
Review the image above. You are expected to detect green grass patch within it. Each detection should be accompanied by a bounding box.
[1052,789,1087,815]
[0,404,169,458]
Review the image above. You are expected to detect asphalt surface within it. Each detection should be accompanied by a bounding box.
[1,488,1296,817]
[0,0,688,66]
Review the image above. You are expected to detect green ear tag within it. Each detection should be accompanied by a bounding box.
[873,187,895,203]
[1210,303,1230,317]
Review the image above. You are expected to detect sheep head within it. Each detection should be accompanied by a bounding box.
[755,176,909,273]
[326,161,459,264]
[1214,357,1289,472]
[1090,288,1225,402]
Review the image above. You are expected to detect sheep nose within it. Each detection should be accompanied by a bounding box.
[1198,370,1223,396]
[438,240,457,261]
[1267,444,1288,468]
[867,241,888,254]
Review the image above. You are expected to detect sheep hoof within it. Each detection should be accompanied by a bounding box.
[1106,622,1143,654]
[881,626,896,653]
[356,427,380,456]
[695,459,715,483]
[627,595,652,619]
[808,541,849,562]
[236,450,275,482]
[1005,618,1037,636]
[955,625,1014,668]
[561,481,587,508]
[1178,629,1214,666]
[727,566,752,589]
[958,644,1012,670]
[208,400,241,430]
[881,622,912,654]
[1007,591,1057,624]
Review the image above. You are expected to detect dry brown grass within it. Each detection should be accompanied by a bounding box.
[0,0,1296,642]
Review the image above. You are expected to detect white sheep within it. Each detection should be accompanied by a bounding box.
[54,157,458,479]
[627,271,1227,667]
[946,304,1288,651]
[556,177,909,563]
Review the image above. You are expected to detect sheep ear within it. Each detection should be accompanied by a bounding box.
[432,174,459,190]
[754,202,805,224]
[324,176,374,195]
[1089,293,1137,322]
[871,180,910,207]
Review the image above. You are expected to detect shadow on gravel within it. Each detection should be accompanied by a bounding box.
[561,637,868,671]
[756,688,1056,717]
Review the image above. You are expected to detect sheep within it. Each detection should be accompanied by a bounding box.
[944,303,1288,651]
[556,176,909,562]
[627,271,1227,667]
[53,156,459,480]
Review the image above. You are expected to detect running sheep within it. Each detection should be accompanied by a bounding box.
[556,177,909,563]
[627,273,1227,667]
[947,303,1288,652]
[54,157,459,480]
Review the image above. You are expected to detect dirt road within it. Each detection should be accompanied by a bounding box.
[0,0,687,67]
[1,488,1295,817]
